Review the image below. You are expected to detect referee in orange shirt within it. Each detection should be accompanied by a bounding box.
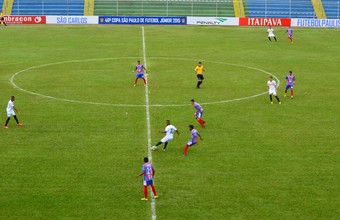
[194,61,205,88]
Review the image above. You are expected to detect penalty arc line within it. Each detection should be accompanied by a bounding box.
[141,26,157,220]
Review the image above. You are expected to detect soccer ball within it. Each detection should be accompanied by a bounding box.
[151,146,158,151]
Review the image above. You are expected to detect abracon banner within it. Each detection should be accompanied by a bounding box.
[4,16,46,24]
[240,18,291,26]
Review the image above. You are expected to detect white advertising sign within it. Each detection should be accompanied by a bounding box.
[292,18,340,28]
[46,16,98,24]
[187,17,239,26]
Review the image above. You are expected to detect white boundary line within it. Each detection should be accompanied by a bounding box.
[10,57,279,107]
[142,26,157,220]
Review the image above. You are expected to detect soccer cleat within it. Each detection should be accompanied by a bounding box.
[4,126,9,129]
[291,96,294,99]
[271,102,273,105]
[134,84,136,87]
[17,123,23,126]
[162,149,166,152]
[183,154,187,156]
[284,94,287,97]
[141,198,148,201]
[154,196,159,199]
[279,102,282,105]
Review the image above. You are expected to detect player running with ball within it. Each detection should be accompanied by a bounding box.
[152,120,180,151]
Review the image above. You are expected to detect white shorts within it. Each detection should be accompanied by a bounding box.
[268,33,275,37]
[161,136,173,143]
[7,110,15,117]
[269,88,277,96]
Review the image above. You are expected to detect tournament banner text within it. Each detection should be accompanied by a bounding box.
[99,16,187,25]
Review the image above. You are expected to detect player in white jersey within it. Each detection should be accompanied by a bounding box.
[4,96,23,129]
[152,120,180,151]
[267,26,277,42]
[267,76,281,104]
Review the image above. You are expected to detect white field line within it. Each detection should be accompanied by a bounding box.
[142,26,157,220]
[10,57,279,107]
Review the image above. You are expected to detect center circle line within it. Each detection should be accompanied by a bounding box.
[10,57,280,107]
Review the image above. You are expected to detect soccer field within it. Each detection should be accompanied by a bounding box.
[0,25,339,219]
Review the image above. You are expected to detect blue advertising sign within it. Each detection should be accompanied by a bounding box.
[99,16,187,25]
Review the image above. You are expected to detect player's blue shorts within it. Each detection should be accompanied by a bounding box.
[144,179,153,186]
[195,112,203,118]
[285,85,294,90]
[136,73,145,79]
[187,140,197,146]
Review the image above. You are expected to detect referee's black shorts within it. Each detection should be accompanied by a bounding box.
[197,74,204,80]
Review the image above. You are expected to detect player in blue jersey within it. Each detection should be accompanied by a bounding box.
[136,157,158,201]
[183,125,203,156]
[284,71,295,99]
[287,27,293,43]
[191,99,205,128]
[133,60,147,86]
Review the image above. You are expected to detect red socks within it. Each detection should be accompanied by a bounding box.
[197,118,205,127]
[143,185,157,199]
[184,145,189,155]
[143,186,148,199]
[134,78,147,85]
[291,90,294,96]
[151,185,157,196]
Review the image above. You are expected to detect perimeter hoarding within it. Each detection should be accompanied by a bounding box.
[240,18,291,27]
[46,16,99,24]
[4,16,46,24]
[99,16,187,25]
[187,17,239,26]
[292,18,340,28]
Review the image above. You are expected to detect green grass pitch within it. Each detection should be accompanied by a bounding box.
[0,25,339,219]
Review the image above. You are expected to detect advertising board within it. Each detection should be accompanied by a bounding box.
[4,16,46,24]
[46,16,99,24]
[99,16,187,25]
[292,19,340,28]
[187,17,238,26]
[239,18,291,26]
